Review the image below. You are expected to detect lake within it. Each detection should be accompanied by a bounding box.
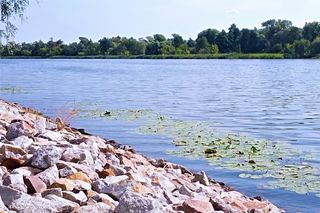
[1,59,320,212]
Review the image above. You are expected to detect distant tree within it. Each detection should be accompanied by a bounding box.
[228,24,241,52]
[196,36,210,53]
[303,22,320,42]
[172,34,184,48]
[153,34,166,42]
[145,41,160,55]
[311,36,320,55]
[175,43,190,55]
[62,42,78,56]
[99,37,112,55]
[293,39,311,57]
[159,42,175,55]
[197,29,219,44]
[216,30,232,53]
[240,29,269,53]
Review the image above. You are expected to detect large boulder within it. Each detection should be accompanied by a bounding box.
[115,191,162,213]
[30,146,62,169]
[6,120,36,140]
[36,165,59,186]
[76,202,112,213]
[92,175,129,199]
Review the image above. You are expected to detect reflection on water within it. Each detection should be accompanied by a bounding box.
[1,59,320,212]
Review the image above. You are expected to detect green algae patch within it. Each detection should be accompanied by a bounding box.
[78,108,320,197]
[0,87,24,94]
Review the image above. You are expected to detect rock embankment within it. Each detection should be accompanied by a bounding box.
[0,99,283,213]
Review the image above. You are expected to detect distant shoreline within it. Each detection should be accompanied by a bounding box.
[0,53,288,59]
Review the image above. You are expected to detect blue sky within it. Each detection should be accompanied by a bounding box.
[13,0,320,43]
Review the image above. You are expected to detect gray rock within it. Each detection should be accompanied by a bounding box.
[62,147,94,165]
[115,191,162,213]
[192,171,210,186]
[44,194,79,212]
[12,166,41,177]
[41,188,63,198]
[59,165,77,177]
[0,196,9,211]
[179,185,195,197]
[33,116,47,133]
[6,121,35,140]
[9,135,33,149]
[39,130,64,141]
[36,165,59,186]
[0,185,29,207]
[56,161,99,180]
[63,191,87,204]
[105,164,127,176]
[76,203,112,213]
[3,173,27,193]
[30,146,62,169]
[0,166,8,180]
[92,175,129,199]
[10,195,68,213]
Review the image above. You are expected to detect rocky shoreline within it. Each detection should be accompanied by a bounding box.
[0,99,283,213]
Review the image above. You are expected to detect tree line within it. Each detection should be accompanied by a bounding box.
[1,19,320,58]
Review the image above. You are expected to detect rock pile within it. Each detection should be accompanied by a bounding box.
[0,99,283,213]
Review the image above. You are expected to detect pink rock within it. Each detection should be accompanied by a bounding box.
[183,198,215,213]
[25,176,47,194]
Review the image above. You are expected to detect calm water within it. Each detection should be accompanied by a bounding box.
[1,59,320,212]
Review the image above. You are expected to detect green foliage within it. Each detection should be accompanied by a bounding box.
[1,19,319,58]
[0,0,29,41]
[293,39,311,58]
[311,37,320,55]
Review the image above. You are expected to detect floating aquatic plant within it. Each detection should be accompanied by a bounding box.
[0,87,23,94]
[78,107,320,197]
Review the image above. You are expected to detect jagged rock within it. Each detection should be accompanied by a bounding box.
[6,120,36,140]
[39,130,64,141]
[63,191,87,204]
[115,190,162,213]
[178,185,195,197]
[3,173,27,193]
[183,198,215,213]
[41,188,63,198]
[44,194,79,212]
[56,161,99,180]
[62,147,94,165]
[104,163,127,176]
[105,153,120,165]
[76,202,113,213]
[0,166,8,180]
[0,144,27,162]
[59,165,77,177]
[30,146,62,169]
[12,166,41,177]
[49,178,76,191]
[192,171,210,186]
[151,174,176,192]
[8,135,33,149]
[10,193,77,213]
[50,178,91,191]
[92,175,129,199]
[0,196,9,212]
[36,165,59,186]
[0,185,29,207]
[67,172,92,183]
[24,176,47,194]
[98,168,116,178]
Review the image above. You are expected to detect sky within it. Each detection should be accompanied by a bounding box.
[11,0,320,43]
